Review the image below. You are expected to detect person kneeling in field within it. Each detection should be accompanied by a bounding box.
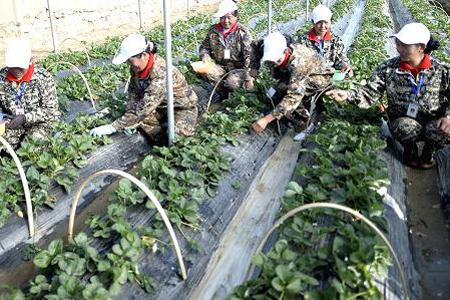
[90,34,198,140]
[0,39,60,148]
[251,32,334,133]
[326,23,450,169]
[196,0,254,94]
[297,4,353,76]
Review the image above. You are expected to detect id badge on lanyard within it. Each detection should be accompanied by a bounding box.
[224,33,234,60]
[15,83,26,115]
[406,73,425,119]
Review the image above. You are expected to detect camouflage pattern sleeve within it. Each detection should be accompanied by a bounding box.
[25,67,60,125]
[240,28,253,80]
[333,37,350,70]
[271,70,308,119]
[199,27,214,61]
[348,61,387,108]
[442,64,450,117]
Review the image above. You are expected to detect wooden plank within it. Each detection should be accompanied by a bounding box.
[378,145,421,300]
[435,146,450,230]
[188,130,302,300]
[114,130,281,300]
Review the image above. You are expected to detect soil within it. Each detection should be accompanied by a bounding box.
[434,0,450,14]
[407,166,450,299]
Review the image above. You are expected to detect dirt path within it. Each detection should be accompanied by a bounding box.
[407,166,450,299]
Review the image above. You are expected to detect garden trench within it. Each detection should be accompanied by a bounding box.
[0,0,449,298]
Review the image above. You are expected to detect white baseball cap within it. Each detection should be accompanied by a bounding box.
[213,0,238,18]
[5,39,32,69]
[262,32,287,62]
[112,33,148,65]
[390,22,430,45]
[311,4,332,23]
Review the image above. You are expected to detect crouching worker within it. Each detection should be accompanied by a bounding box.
[251,32,334,133]
[326,23,450,169]
[297,4,352,75]
[197,0,254,93]
[90,34,198,140]
[0,39,60,148]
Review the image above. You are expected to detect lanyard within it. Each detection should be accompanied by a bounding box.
[15,82,27,106]
[225,32,235,49]
[140,80,146,98]
[316,38,324,58]
[409,73,425,97]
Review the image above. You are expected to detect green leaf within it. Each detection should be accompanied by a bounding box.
[33,252,52,268]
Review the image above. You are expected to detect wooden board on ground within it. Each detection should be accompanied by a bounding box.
[115,130,282,299]
[436,146,450,231]
[189,130,303,300]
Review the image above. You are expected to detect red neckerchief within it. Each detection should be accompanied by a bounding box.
[308,28,332,43]
[277,48,292,69]
[6,63,34,83]
[215,20,239,38]
[136,53,155,79]
[399,54,432,77]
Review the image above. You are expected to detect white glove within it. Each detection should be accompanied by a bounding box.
[89,124,117,137]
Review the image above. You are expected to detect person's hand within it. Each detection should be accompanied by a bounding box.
[6,114,26,129]
[251,114,275,133]
[341,66,353,77]
[325,89,349,103]
[89,124,117,137]
[249,69,259,78]
[438,117,450,135]
[244,79,254,90]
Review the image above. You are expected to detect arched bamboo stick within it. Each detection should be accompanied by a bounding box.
[67,169,187,280]
[46,61,96,110]
[247,202,409,300]
[0,136,34,238]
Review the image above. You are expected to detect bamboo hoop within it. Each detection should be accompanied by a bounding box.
[67,169,187,280]
[46,61,96,110]
[60,37,92,67]
[356,47,389,59]
[0,136,35,238]
[246,202,409,300]
[205,70,233,114]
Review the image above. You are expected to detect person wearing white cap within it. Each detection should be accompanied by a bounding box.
[197,0,254,93]
[251,32,334,134]
[297,4,352,75]
[90,33,198,140]
[0,39,60,148]
[327,23,450,169]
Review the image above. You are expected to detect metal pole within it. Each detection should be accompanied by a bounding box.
[187,0,190,16]
[163,0,175,145]
[46,0,58,52]
[306,0,310,23]
[268,0,272,35]
[327,0,330,7]
[138,0,143,30]
[12,0,22,35]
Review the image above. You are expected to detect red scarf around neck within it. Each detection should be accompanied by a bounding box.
[215,20,239,38]
[135,53,155,79]
[308,28,332,43]
[6,64,34,83]
[277,48,292,69]
[399,54,432,77]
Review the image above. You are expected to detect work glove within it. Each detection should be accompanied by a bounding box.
[7,114,26,129]
[89,124,117,137]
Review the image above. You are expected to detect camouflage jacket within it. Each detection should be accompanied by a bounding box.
[348,57,450,122]
[0,65,60,138]
[113,55,197,130]
[297,31,350,70]
[199,23,253,80]
[270,44,334,119]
